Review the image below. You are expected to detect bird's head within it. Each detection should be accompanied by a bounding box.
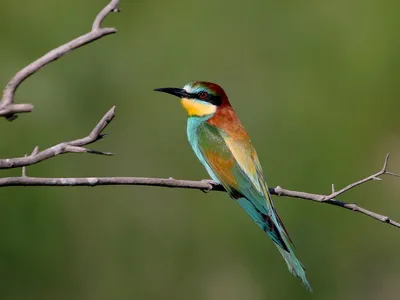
[154,81,229,117]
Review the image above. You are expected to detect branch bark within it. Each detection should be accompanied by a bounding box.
[0,106,399,229]
[0,107,115,169]
[1,0,399,235]
[0,0,120,121]
[0,173,399,229]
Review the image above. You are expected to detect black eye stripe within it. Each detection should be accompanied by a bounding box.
[188,92,222,106]
[207,94,222,106]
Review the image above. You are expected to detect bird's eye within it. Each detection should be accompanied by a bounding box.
[198,91,208,99]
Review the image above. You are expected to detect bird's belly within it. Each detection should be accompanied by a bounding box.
[186,117,221,183]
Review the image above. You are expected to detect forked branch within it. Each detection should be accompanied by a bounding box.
[0,0,120,121]
[320,154,400,201]
[0,175,399,228]
[1,0,399,233]
[0,107,115,169]
[0,107,399,229]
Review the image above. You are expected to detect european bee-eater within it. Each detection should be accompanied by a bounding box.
[154,81,311,291]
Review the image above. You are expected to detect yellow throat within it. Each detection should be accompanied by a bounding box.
[181,98,216,117]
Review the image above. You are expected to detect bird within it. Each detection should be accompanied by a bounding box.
[154,81,312,291]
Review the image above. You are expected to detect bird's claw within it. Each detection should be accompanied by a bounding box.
[201,179,215,193]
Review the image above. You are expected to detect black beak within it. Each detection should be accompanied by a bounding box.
[153,87,191,98]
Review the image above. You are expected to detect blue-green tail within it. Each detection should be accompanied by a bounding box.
[237,198,312,292]
[277,247,312,292]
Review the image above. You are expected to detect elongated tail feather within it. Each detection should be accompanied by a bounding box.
[277,248,312,291]
[186,115,312,291]
[237,198,312,292]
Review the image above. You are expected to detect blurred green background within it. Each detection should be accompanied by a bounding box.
[1,0,400,299]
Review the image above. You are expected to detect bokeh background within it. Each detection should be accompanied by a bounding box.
[1,0,400,299]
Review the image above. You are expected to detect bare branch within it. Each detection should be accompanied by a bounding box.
[21,155,28,177]
[321,154,400,201]
[1,0,399,234]
[0,107,115,169]
[92,0,121,30]
[1,99,399,228]
[0,174,399,228]
[0,0,120,120]
[0,100,399,228]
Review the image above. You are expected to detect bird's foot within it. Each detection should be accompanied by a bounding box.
[201,179,216,193]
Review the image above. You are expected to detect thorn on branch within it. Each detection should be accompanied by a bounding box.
[31,146,39,156]
[22,154,27,177]
[0,107,115,169]
[382,153,390,173]
[86,149,114,156]
[386,172,400,177]
[21,146,39,176]
[319,153,400,202]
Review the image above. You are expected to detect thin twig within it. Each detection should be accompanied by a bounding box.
[1,107,399,229]
[0,0,120,120]
[0,174,399,228]
[1,100,399,228]
[321,154,400,201]
[21,155,27,177]
[0,107,115,169]
[21,146,39,177]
